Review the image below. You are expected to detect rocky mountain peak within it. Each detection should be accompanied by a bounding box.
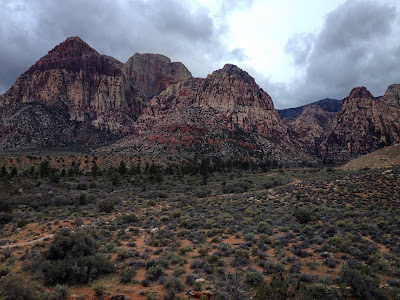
[26,36,122,75]
[212,64,256,86]
[123,53,192,98]
[347,86,374,101]
[320,85,400,159]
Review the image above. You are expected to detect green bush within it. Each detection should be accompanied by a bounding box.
[293,207,315,224]
[76,183,88,190]
[17,219,27,228]
[54,284,70,300]
[340,260,386,300]
[0,274,39,300]
[78,194,87,205]
[41,229,114,285]
[255,274,312,300]
[245,269,264,287]
[98,200,114,213]
[92,283,106,298]
[120,267,136,284]
[163,277,184,293]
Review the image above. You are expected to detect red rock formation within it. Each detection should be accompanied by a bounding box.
[320,86,400,158]
[285,104,336,153]
[137,64,285,138]
[109,64,304,162]
[123,53,192,98]
[0,37,191,135]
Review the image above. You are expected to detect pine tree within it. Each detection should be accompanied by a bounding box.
[91,162,99,177]
[118,161,127,175]
[0,165,8,178]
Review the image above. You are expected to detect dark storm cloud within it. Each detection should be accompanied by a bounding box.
[227,48,249,62]
[285,33,315,66]
[271,0,400,109]
[0,0,252,93]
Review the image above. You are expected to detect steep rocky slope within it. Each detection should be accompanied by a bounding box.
[285,105,336,154]
[320,86,400,158]
[0,37,191,134]
[0,101,116,151]
[2,36,400,162]
[0,37,192,149]
[101,64,307,163]
[123,53,192,98]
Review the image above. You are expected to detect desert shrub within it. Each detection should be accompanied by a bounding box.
[101,243,118,253]
[244,269,264,287]
[39,160,51,177]
[120,267,136,283]
[0,212,13,224]
[141,277,151,287]
[0,264,10,276]
[41,229,114,285]
[148,229,175,247]
[324,257,337,268]
[328,235,352,253]
[254,274,312,300]
[111,172,121,187]
[263,261,285,274]
[257,221,272,234]
[98,200,114,213]
[0,274,39,300]
[78,193,87,205]
[92,283,106,298]
[116,249,130,261]
[387,279,400,288]
[231,249,250,267]
[294,274,314,283]
[217,242,231,252]
[122,213,139,223]
[147,265,165,280]
[147,200,157,206]
[178,245,192,255]
[221,182,249,194]
[190,259,205,270]
[198,245,211,257]
[54,284,70,300]
[163,277,184,293]
[339,260,386,300]
[173,265,186,277]
[0,198,12,213]
[218,272,249,300]
[76,183,87,190]
[293,207,315,224]
[186,274,198,285]
[244,232,255,241]
[289,263,301,273]
[17,219,27,228]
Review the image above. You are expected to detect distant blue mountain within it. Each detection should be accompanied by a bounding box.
[278,98,343,120]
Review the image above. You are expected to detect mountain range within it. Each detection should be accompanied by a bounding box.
[1,37,399,163]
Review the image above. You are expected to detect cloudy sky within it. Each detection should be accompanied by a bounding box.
[1,0,399,108]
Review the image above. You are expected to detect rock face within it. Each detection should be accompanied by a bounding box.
[2,36,400,162]
[123,53,192,98]
[0,37,191,149]
[320,86,400,158]
[1,37,191,135]
[113,64,301,162]
[285,105,336,154]
[139,64,285,138]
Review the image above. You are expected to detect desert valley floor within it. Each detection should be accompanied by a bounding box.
[0,156,399,299]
